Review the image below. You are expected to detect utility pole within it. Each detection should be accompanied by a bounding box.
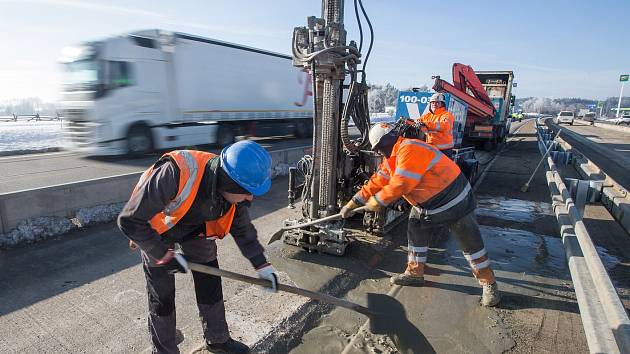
[618,74,629,118]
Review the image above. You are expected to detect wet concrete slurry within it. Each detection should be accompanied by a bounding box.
[281,120,592,353]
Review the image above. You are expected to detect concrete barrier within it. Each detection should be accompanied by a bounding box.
[0,173,141,235]
[0,146,310,245]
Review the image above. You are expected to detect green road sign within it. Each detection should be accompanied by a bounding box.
[597,101,603,108]
[621,74,629,82]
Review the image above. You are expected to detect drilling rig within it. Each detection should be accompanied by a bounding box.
[275,0,406,255]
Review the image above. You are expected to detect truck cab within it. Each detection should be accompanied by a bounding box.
[59,32,173,155]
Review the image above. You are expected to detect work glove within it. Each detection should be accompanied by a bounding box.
[340,200,360,218]
[366,196,385,212]
[155,249,190,274]
[255,263,279,293]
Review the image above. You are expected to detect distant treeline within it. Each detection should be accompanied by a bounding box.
[0,97,58,116]
[516,96,630,116]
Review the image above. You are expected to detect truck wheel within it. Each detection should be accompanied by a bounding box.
[217,125,235,147]
[127,125,153,156]
[294,121,309,139]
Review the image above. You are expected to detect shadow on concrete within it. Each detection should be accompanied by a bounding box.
[0,223,139,318]
[368,293,436,354]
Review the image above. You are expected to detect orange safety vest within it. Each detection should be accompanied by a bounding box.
[132,150,236,239]
[354,137,460,206]
[418,106,455,150]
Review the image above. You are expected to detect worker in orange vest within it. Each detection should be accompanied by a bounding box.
[118,141,277,354]
[341,122,501,307]
[418,92,455,158]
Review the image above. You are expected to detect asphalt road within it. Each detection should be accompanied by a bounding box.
[549,120,630,191]
[0,136,313,194]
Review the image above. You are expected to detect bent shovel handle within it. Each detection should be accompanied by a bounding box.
[187,262,377,317]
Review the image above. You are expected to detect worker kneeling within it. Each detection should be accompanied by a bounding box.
[118,141,278,354]
[341,123,501,307]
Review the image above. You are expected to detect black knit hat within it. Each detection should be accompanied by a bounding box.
[217,167,251,195]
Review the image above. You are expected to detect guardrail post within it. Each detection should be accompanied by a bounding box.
[564,178,604,217]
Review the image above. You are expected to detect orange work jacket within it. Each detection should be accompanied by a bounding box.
[418,106,455,150]
[133,150,236,239]
[354,137,460,206]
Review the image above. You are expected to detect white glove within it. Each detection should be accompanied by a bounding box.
[256,263,278,293]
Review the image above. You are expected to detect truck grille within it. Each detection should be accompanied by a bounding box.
[63,109,99,146]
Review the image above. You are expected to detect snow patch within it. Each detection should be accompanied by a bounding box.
[76,202,125,225]
[0,120,67,154]
[0,217,76,247]
[0,202,125,248]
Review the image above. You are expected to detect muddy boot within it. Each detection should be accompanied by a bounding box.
[480,282,501,307]
[391,260,425,286]
[390,273,425,286]
[206,338,250,354]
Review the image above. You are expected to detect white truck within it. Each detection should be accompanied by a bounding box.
[59,29,313,155]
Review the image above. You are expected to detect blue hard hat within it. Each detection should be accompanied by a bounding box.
[220,140,272,196]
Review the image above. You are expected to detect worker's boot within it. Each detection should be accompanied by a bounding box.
[480,282,501,307]
[390,261,425,286]
[206,337,250,354]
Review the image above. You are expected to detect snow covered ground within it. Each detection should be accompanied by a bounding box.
[0,120,66,154]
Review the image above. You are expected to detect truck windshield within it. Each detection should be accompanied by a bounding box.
[63,60,100,91]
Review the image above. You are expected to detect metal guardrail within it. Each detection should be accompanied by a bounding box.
[536,121,630,353]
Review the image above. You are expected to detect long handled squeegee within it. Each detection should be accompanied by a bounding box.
[267,206,368,245]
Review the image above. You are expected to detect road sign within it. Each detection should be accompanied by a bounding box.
[597,102,603,108]
[621,74,629,82]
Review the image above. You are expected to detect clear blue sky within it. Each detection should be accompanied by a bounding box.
[0,0,628,101]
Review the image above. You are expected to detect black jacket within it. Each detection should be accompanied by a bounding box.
[117,156,267,268]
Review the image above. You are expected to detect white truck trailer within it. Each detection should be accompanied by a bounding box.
[59,29,313,155]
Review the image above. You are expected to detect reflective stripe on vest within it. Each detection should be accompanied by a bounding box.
[395,167,422,180]
[164,151,198,215]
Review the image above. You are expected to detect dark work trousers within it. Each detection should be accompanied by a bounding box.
[408,209,486,255]
[142,237,229,354]
[407,202,495,285]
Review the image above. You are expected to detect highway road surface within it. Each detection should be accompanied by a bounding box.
[0,135,313,194]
